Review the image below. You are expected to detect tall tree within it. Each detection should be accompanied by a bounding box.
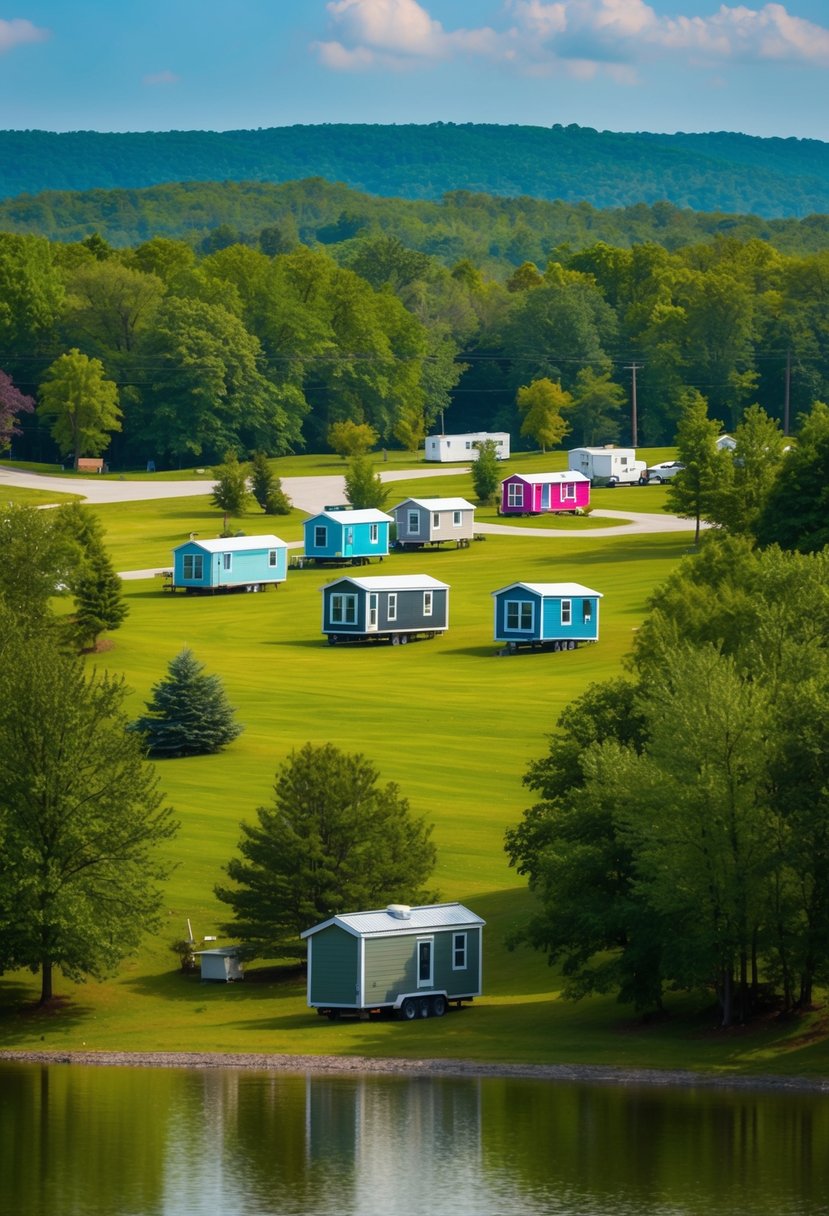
[131,648,243,758]
[0,613,177,1003]
[711,404,786,535]
[0,369,35,452]
[568,367,626,447]
[516,378,572,453]
[344,456,389,510]
[53,501,128,650]
[754,401,829,553]
[211,451,250,532]
[665,388,729,543]
[215,743,436,959]
[0,505,79,632]
[38,348,121,468]
[470,438,501,505]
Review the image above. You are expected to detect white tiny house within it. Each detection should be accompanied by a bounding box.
[567,447,648,486]
[425,432,510,463]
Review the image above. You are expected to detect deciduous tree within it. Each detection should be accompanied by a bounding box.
[516,378,571,452]
[38,348,121,469]
[470,438,501,505]
[0,369,34,452]
[344,455,389,510]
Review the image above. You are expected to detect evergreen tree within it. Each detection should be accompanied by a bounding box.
[73,554,129,650]
[344,455,389,510]
[211,451,250,533]
[754,401,829,553]
[470,439,501,505]
[250,450,292,515]
[665,388,729,543]
[131,648,243,758]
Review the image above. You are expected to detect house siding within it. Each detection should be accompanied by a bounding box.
[309,925,360,1005]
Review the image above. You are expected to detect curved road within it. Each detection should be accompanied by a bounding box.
[0,464,702,579]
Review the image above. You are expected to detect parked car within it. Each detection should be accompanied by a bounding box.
[646,460,685,483]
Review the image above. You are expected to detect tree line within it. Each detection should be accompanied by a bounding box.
[2,220,829,468]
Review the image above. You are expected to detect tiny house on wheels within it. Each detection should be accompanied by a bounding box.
[301,902,485,1020]
[169,535,287,593]
[303,508,392,565]
[424,431,510,462]
[499,471,590,515]
[567,447,648,486]
[391,497,476,549]
[321,574,449,645]
[493,581,603,653]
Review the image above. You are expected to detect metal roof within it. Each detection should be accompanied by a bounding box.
[492,582,603,598]
[307,509,393,524]
[301,902,485,939]
[392,497,476,512]
[320,574,449,592]
[174,535,286,554]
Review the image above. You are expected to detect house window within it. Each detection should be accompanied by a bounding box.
[222,552,232,572]
[369,523,379,544]
[561,599,572,625]
[417,938,434,987]
[506,600,533,631]
[268,549,277,567]
[407,511,420,534]
[331,594,357,624]
[423,591,433,617]
[314,525,327,548]
[183,554,203,580]
[452,933,467,970]
[583,599,592,623]
[452,510,462,526]
[562,482,576,501]
[388,593,397,621]
[507,483,523,508]
[432,512,440,528]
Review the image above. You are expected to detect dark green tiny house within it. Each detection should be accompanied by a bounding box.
[301,903,485,1020]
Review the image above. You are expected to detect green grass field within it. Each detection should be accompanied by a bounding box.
[2,454,827,1077]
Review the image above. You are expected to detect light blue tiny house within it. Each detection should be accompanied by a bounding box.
[170,535,288,593]
[321,574,449,645]
[303,508,392,565]
[492,581,602,652]
[301,902,485,1020]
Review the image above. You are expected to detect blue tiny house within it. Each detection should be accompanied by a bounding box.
[492,581,603,652]
[303,509,392,565]
[170,535,288,593]
[391,497,476,549]
[301,902,485,1020]
[321,574,449,645]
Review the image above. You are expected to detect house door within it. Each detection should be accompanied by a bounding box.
[417,938,434,988]
[343,528,353,556]
[541,483,551,510]
[367,593,378,631]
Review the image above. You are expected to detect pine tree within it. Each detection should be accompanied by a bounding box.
[131,648,243,758]
[73,554,129,650]
[211,451,249,533]
[250,450,292,514]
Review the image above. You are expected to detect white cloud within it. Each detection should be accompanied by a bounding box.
[0,17,49,54]
[312,0,829,76]
[142,69,180,86]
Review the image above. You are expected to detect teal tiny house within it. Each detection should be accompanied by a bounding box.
[301,902,485,1020]
[170,535,287,593]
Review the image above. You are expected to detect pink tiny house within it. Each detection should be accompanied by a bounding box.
[499,471,590,516]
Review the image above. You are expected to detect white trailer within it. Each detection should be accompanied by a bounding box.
[567,446,648,486]
[425,432,510,463]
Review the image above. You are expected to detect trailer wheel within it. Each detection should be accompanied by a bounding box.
[419,998,430,1018]
[399,998,417,1020]
[431,994,448,1017]
[327,634,338,645]
[400,635,408,645]
[392,635,400,646]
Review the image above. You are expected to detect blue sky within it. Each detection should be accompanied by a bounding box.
[1,0,827,139]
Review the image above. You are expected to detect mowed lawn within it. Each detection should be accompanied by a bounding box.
[2,468,828,1077]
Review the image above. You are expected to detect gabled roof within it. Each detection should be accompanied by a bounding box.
[306,509,393,525]
[392,497,475,512]
[492,582,603,598]
[173,534,285,554]
[321,574,449,593]
[502,471,589,484]
[301,902,485,940]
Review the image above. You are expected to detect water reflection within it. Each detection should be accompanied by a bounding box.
[1,1062,827,1216]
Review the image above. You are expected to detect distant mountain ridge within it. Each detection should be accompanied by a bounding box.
[1,123,828,217]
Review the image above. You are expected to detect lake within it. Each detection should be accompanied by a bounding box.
[1,1062,828,1216]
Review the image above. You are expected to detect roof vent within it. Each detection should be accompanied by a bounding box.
[387,904,412,920]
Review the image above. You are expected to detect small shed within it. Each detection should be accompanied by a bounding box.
[492,581,603,651]
[391,497,476,549]
[303,509,392,565]
[716,434,737,451]
[424,431,509,462]
[170,535,287,593]
[321,574,449,645]
[500,471,590,515]
[301,902,485,1020]
[195,947,244,982]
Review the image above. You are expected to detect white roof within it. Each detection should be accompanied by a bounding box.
[309,509,393,524]
[193,947,242,957]
[302,902,485,939]
[505,471,589,484]
[392,497,475,512]
[175,534,285,554]
[427,432,508,440]
[568,447,635,457]
[493,582,603,598]
[321,574,449,593]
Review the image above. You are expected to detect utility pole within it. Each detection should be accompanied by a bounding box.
[624,362,644,447]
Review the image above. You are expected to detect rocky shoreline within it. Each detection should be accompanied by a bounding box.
[1,1049,828,1093]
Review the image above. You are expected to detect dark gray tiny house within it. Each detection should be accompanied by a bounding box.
[321,574,449,645]
[301,902,485,1020]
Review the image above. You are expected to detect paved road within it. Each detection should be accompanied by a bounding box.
[2,464,702,580]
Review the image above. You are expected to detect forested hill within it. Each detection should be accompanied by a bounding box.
[2,124,829,218]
